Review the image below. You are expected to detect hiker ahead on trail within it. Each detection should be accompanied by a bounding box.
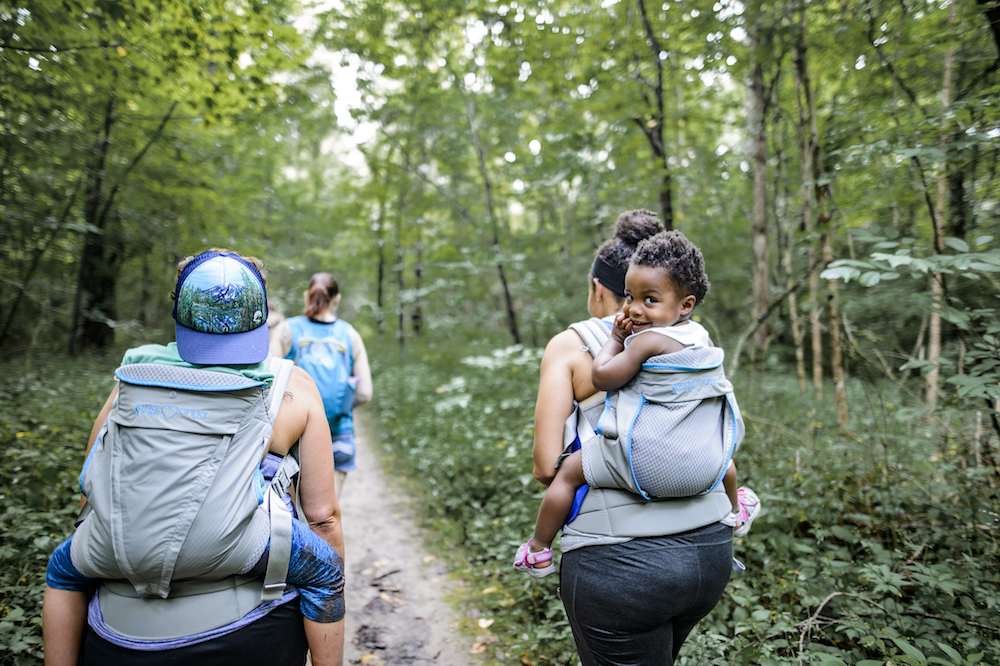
[270,272,373,494]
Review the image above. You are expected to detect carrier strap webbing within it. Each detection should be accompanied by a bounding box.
[569,317,610,358]
[261,357,297,602]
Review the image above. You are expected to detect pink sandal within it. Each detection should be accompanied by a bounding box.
[513,540,557,578]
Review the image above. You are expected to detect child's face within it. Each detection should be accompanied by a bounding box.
[622,265,696,332]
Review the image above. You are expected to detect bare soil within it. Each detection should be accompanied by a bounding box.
[334,414,481,666]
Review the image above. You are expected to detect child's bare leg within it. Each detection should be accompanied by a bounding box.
[724,461,739,514]
[529,450,587,563]
[42,587,88,666]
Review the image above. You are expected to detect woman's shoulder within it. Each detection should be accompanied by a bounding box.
[544,326,589,359]
[549,317,611,350]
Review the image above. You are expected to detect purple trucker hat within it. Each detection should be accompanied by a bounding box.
[171,250,269,365]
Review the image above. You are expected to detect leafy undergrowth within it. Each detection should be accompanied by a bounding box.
[369,338,1000,666]
[2,343,998,666]
[0,353,118,665]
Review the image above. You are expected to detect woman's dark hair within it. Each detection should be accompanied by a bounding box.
[592,210,665,299]
[304,272,339,319]
[631,230,711,306]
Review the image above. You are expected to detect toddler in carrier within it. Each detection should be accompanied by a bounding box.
[514,230,761,577]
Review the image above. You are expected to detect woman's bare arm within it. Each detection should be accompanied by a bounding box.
[349,328,373,407]
[532,330,595,486]
[273,368,344,556]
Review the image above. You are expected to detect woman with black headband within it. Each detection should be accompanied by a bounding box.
[528,210,736,665]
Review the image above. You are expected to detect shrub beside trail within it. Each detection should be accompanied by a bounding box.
[1,355,116,665]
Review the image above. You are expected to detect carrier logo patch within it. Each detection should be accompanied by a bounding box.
[671,377,720,394]
[135,404,208,420]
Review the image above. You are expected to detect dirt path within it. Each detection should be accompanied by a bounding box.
[335,414,478,666]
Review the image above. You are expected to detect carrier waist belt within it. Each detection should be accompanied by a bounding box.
[99,575,265,640]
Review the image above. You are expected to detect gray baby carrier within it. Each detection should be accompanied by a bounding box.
[570,318,745,500]
[71,357,301,639]
[559,319,737,550]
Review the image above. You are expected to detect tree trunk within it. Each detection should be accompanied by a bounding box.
[411,218,423,335]
[824,234,848,426]
[634,0,674,229]
[375,203,387,338]
[460,90,521,345]
[748,21,770,356]
[69,98,176,355]
[774,96,807,391]
[793,7,824,398]
[69,97,115,355]
[807,77,848,425]
[675,81,686,225]
[927,0,957,413]
[394,180,407,349]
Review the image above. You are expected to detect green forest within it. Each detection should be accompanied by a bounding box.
[2,0,999,663]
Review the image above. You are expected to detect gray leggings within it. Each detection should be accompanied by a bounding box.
[560,522,733,666]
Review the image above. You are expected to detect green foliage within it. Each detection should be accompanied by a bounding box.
[825,230,1000,414]
[0,354,116,665]
[371,338,1000,665]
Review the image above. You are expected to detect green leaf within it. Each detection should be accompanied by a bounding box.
[820,266,860,282]
[859,271,881,287]
[944,237,970,253]
[893,638,927,662]
[935,643,963,663]
[815,656,848,666]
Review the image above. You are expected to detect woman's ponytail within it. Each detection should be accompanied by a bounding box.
[304,272,339,319]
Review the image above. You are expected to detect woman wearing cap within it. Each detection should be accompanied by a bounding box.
[43,250,345,666]
[529,211,736,665]
[269,273,372,494]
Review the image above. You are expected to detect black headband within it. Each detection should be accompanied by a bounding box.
[591,255,626,297]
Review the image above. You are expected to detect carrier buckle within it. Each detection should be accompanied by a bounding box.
[261,581,287,599]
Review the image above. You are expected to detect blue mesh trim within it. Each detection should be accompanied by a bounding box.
[595,393,612,436]
[642,348,725,371]
[626,394,652,500]
[116,364,264,391]
[79,419,108,493]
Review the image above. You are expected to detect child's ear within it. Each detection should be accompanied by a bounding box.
[680,294,697,314]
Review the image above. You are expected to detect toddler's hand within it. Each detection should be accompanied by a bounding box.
[611,313,633,344]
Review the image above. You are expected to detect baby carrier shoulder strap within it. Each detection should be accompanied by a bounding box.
[261,356,297,601]
[568,317,610,359]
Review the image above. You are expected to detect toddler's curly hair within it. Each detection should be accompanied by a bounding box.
[630,230,710,306]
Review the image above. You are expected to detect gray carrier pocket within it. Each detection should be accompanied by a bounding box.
[74,365,271,599]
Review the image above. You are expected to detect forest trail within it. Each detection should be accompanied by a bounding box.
[332,413,479,666]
